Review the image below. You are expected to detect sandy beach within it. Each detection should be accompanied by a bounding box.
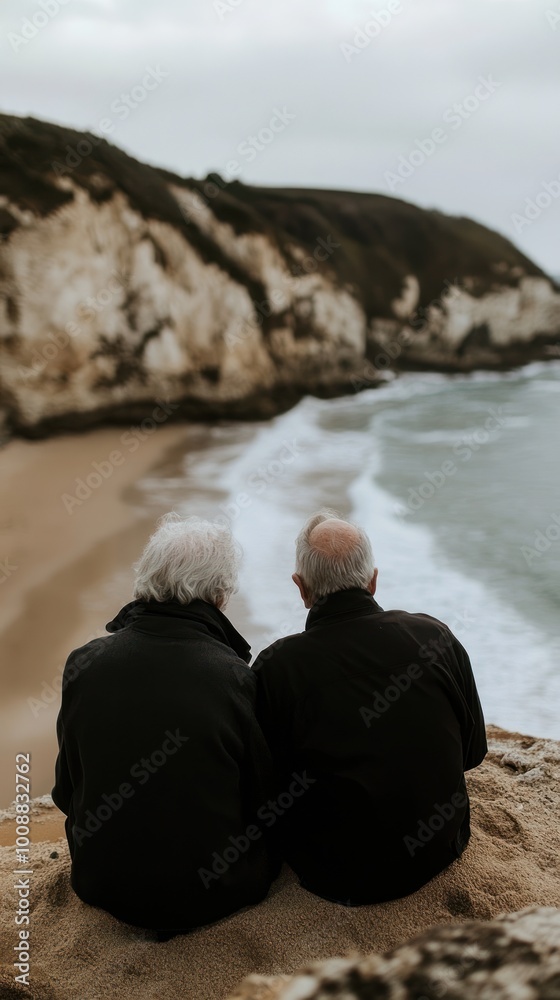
[1,403,559,1000]
[0,420,211,809]
[0,726,559,999]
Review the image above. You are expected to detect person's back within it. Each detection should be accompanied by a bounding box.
[253,512,487,904]
[53,515,276,931]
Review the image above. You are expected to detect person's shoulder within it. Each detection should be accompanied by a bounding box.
[252,630,306,673]
[61,634,116,690]
[380,609,462,656]
[65,634,112,669]
[383,608,453,633]
[192,639,255,700]
[228,655,257,689]
[408,611,453,631]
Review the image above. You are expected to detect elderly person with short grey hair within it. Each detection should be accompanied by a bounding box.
[253,510,487,905]
[53,513,276,936]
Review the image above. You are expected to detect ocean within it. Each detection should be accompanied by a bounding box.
[136,361,560,740]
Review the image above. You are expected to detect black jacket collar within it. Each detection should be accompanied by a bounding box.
[105,599,251,663]
[305,588,384,631]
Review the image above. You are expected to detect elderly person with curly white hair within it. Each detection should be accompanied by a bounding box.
[53,513,277,937]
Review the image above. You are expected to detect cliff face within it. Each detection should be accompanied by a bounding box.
[1,113,559,437]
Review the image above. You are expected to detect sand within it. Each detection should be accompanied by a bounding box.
[0,421,201,809]
[0,726,559,1000]
[1,425,559,999]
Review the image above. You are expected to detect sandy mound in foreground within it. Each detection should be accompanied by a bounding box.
[1,726,559,1000]
[231,907,560,1000]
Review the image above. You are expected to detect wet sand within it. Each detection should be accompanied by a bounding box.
[0,803,64,847]
[0,421,215,809]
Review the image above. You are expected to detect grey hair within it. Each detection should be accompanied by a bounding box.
[295,509,375,600]
[133,512,241,607]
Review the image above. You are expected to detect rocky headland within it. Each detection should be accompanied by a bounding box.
[1,113,559,439]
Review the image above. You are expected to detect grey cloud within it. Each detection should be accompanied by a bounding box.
[0,0,558,273]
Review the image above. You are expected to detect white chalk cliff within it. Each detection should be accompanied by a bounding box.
[1,114,559,438]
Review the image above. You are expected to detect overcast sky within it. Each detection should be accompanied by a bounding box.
[1,0,558,274]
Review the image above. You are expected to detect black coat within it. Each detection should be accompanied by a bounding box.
[52,599,277,930]
[253,588,487,904]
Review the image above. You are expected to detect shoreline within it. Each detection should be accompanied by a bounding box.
[4,359,560,447]
[2,361,558,807]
